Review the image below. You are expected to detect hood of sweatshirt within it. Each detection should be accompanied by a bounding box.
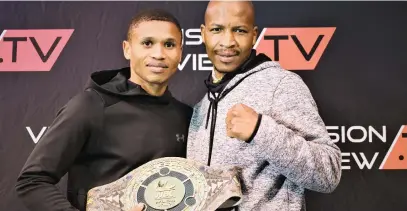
[85,67,172,103]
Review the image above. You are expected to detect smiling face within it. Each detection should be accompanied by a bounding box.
[123,20,182,86]
[201,1,258,74]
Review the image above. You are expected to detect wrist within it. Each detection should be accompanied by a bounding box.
[246,114,262,143]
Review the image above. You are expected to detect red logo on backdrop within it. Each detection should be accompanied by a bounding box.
[380,125,407,170]
[0,29,74,72]
[254,27,336,70]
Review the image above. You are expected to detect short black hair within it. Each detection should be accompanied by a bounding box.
[127,9,182,42]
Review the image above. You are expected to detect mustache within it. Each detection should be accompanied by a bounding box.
[214,49,240,56]
[146,61,168,68]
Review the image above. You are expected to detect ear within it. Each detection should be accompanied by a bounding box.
[200,24,206,45]
[179,44,183,64]
[252,26,258,46]
[123,40,131,60]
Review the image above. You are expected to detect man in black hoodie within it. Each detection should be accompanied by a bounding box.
[15,9,192,211]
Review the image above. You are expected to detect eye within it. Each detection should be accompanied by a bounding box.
[142,40,153,47]
[210,28,222,33]
[235,29,248,33]
[164,42,175,48]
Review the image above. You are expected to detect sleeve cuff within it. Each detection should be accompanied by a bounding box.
[246,114,263,143]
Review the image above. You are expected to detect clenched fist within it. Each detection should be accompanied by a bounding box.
[225,103,261,142]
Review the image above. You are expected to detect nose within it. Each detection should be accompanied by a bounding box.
[219,30,237,48]
[150,44,165,60]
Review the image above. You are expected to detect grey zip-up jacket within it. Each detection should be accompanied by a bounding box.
[187,61,341,211]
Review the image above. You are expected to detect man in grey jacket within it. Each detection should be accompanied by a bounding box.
[186,1,342,210]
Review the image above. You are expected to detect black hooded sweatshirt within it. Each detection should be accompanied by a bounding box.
[15,67,192,211]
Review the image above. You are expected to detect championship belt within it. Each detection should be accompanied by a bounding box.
[86,157,243,211]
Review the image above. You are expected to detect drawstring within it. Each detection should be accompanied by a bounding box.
[205,93,212,129]
[203,70,260,166]
[205,91,220,166]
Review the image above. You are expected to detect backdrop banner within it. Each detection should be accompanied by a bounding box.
[1,1,407,211]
